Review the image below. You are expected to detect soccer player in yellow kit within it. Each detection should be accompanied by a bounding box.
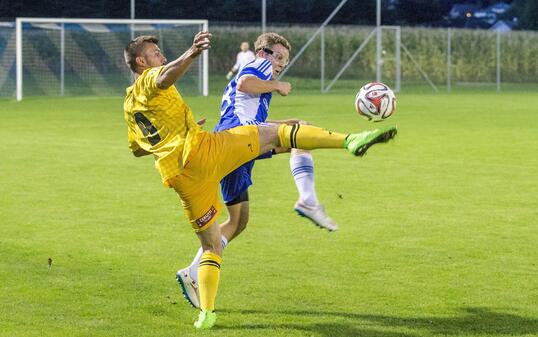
[123,31,397,329]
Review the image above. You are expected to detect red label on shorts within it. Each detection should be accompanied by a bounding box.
[196,206,217,228]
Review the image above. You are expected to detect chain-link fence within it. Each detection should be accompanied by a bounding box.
[2,22,538,98]
[210,24,538,92]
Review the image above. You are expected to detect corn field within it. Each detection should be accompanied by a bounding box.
[210,24,538,85]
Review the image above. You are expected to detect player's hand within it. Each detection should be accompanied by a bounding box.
[196,118,206,125]
[276,81,292,96]
[192,31,212,57]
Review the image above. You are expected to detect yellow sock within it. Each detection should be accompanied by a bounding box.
[277,124,347,150]
[198,251,222,311]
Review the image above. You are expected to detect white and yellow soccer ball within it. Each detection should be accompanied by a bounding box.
[355,82,396,122]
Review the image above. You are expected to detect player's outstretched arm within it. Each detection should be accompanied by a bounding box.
[237,76,291,96]
[156,31,211,89]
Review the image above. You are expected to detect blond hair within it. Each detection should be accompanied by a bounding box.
[124,35,159,73]
[254,32,291,53]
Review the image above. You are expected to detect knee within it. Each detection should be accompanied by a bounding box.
[201,236,223,255]
[203,241,223,256]
[258,124,280,151]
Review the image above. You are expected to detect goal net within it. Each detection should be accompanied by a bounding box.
[0,22,16,98]
[16,18,208,101]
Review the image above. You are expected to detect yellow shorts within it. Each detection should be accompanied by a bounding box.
[167,125,260,232]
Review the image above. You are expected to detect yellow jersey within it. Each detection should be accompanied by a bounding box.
[123,66,202,185]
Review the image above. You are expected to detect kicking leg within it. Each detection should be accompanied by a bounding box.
[257,123,397,156]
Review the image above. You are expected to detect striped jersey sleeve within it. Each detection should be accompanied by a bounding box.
[237,58,272,81]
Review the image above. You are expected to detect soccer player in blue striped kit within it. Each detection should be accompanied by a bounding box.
[217,32,339,232]
[177,32,349,308]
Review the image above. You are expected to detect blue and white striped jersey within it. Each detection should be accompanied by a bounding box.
[215,58,273,131]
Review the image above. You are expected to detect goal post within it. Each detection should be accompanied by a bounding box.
[322,25,402,93]
[15,18,209,101]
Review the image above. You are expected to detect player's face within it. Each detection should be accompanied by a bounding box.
[240,42,249,52]
[139,43,167,70]
[262,43,289,77]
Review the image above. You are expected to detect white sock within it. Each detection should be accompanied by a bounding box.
[290,150,318,207]
[188,235,228,284]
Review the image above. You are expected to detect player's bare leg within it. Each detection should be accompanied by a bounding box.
[179,201,248,310]
[177,233,228,310]
[220,201,250,241]
[257,123,397,156]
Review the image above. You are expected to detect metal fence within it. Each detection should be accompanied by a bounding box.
[1,22,538,98]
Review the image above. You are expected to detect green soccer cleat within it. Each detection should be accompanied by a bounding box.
[345,126,397,156]
[193,309,217,329]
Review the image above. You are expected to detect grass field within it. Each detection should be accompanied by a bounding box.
[1,89,537,337]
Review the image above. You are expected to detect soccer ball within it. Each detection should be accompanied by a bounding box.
[355,82,396,122]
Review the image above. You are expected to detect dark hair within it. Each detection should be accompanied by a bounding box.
[124,35,159,73]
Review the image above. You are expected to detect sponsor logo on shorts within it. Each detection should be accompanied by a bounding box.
[196,205,217,228]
